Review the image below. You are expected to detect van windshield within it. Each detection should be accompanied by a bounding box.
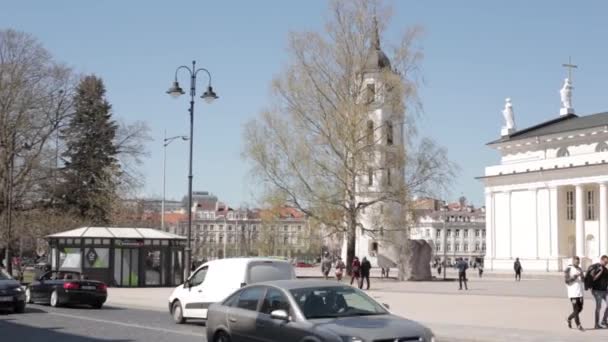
[247,262,294,283]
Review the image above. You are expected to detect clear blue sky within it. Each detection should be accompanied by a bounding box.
[2,1,607,207]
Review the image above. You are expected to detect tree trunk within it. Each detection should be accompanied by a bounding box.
[346,212,356,275]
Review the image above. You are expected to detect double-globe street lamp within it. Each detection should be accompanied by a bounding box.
[161,131,188,231]
[166,60,218,279]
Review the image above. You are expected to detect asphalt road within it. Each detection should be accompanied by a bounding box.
[0,304,207,342]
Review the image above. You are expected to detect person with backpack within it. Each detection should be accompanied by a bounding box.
[565,256,585,331]
[514,257,523,281]
[585,255,608,328]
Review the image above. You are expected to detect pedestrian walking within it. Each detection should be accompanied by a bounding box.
[350,256,361,286]
[321,253,332,280]
[478,265,484,278]
[437,265,442,276]
[565,256,585,331]
[514,257,523,281]
[360,257,372,290]
[456,258,468,290]
[586,255,608,329]
[335,257,346,281]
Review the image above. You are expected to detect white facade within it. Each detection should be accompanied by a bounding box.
[482,110,608,271]
[410,206,486,266]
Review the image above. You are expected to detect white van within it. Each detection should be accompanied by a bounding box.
[168,257,296,323]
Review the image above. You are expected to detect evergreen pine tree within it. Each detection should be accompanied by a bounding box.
[60,75,120,223]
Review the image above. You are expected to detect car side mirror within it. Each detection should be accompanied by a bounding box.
[270,309,289,321]
[383,303,390,310]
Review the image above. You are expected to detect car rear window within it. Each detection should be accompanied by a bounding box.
[247,262,294,283]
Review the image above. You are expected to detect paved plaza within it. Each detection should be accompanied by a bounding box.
[104,269,607,342]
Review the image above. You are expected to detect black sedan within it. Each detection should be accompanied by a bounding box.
[0,268,26,313]
[206,279,435,342]
[26,271,108,309]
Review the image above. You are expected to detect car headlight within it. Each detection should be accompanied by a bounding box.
[12,287,23,292]
[341,337,364,342]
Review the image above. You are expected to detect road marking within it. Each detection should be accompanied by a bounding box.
[48,311,200,337]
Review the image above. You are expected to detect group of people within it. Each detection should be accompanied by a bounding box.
[564,255,608,331]
[321,254,374,290]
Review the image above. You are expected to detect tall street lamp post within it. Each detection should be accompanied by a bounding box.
[166,60,218,279]
[161,130,188,231]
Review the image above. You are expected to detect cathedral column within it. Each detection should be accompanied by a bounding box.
[599,182,608,256]
[549,186,559,257]
[575,184,585,257]
[484,190,494,262]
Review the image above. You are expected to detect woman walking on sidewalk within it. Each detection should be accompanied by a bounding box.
[564,256,585,331]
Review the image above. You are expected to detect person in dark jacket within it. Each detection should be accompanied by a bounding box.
[514,258,523,281]
[350,256,361,286]
[456,258,469,290]
[360,257,372,290]
[588,255,608,328]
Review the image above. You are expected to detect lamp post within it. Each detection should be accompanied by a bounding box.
[161,130,188,231]
[166,60,218,279]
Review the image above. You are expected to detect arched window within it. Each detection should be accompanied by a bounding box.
[556,147,570,158]
[367,120,374,145]
[596,142,608,152]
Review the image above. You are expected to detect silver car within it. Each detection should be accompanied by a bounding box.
[206,279,435,342]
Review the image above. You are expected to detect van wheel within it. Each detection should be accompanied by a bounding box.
[214,331,231,342]
[172,300,186,324]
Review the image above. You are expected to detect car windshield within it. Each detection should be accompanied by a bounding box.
[44,271,82,280]
[290,286,387,319]
[0,269,13,280]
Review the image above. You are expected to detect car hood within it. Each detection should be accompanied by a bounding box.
[0,279,21,290]
[311,314,431,341]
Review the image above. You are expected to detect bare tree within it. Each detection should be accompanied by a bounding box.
[0,29,75,271]
[243,0,454,278]
[114,120,152,196]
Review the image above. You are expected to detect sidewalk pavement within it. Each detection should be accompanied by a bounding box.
[106,275,607,342]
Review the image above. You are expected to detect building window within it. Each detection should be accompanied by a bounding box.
[386,168,392,186]
[367,120,374,146]
[435,244,441,252]
[475,229,480,237]
[228,225,233,231]
[368,167,373,186]
[557,147,570,158]
[566,190,575,221]
[482,230,486,237]
[464,243,469,252]
[455,244,460,252]
[475,243,480,251]
[366,83,375,104]
[436,230,441,238]
[464,229,468,238]
[596,142,608,152]
[455,229,460,238]
[446,244,452,252]
[482,243,486,251]
[425,229,430,238]
[446,229,451,237]
[587,190,595,220]
[386,121,394,145]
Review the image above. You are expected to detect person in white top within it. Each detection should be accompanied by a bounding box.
[564,256,585,331]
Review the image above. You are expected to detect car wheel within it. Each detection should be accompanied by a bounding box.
[25,288,33,304]
[171,300,186,324]
[214,331,231,342]
[91,301,104,309]
[50,290,61,307]
[14,301,26,314]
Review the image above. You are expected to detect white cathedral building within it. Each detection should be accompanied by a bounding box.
[481,71,608,271]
